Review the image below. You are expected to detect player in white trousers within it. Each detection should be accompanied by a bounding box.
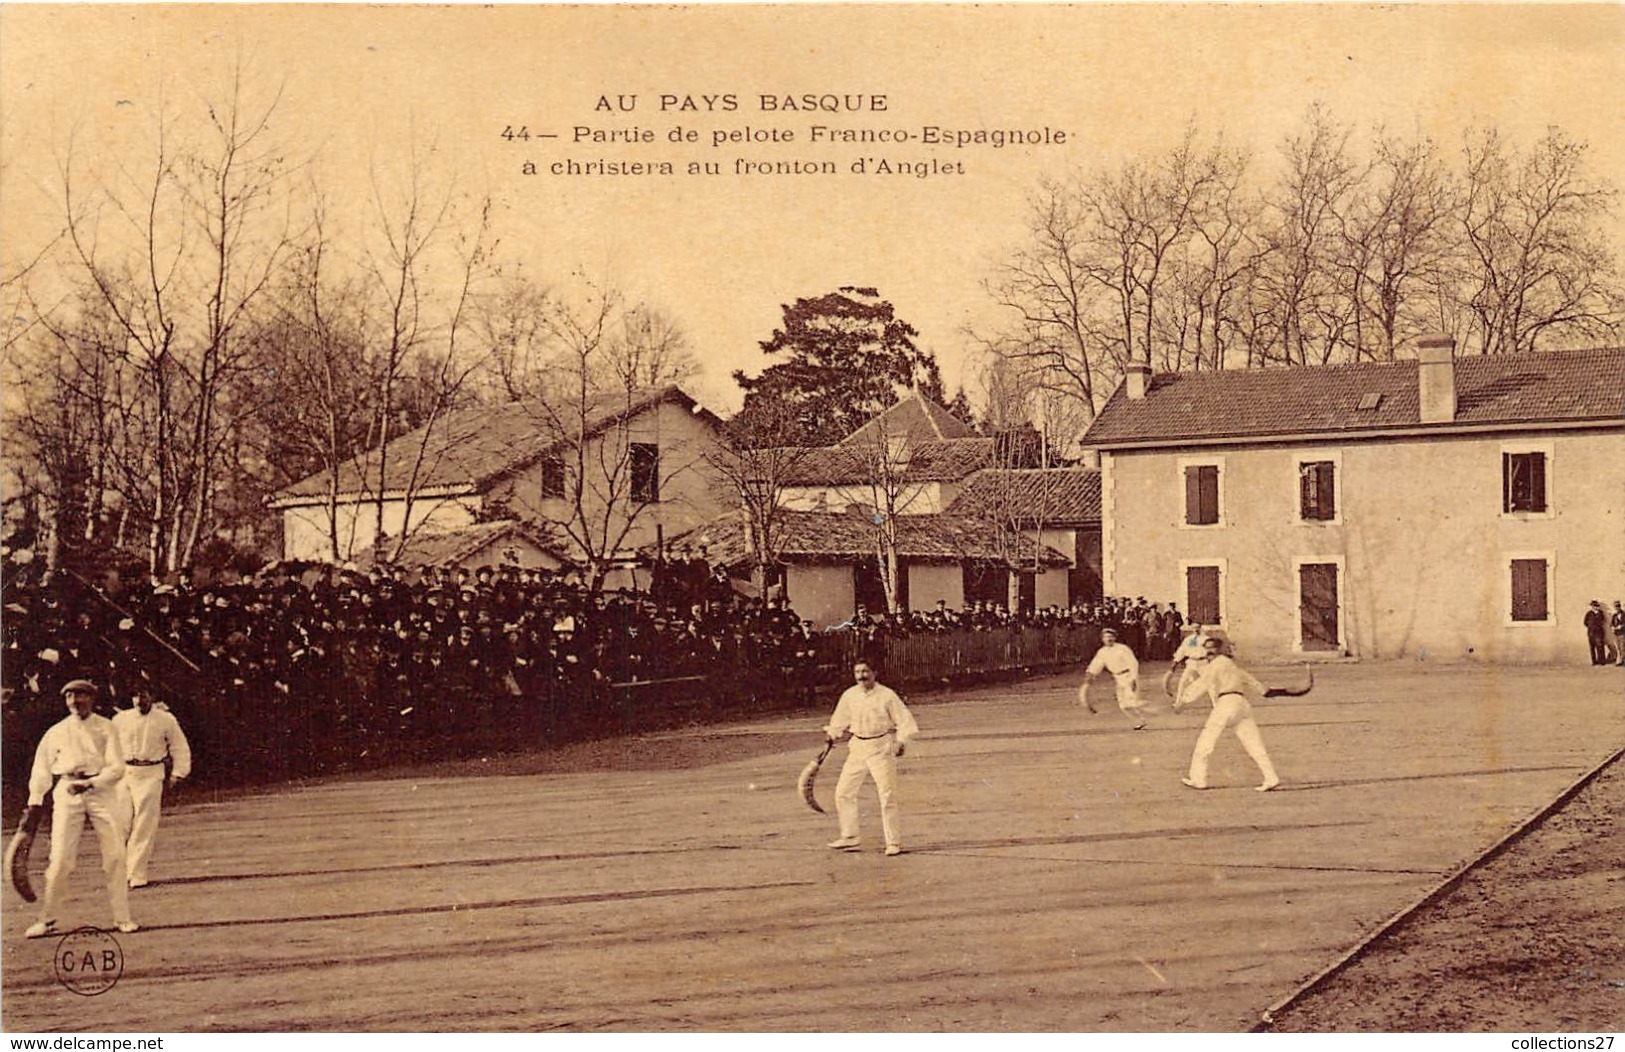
[114,687,192,888]
[24,679,138,938]
[1079,627,1148,729]
[824,661,919,856]
[1175,636,1281,792]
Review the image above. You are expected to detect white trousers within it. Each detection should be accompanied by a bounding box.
[1188,692,1278,786]
[1111,672,1144,712]
[120,765,168,884]
[41,786,134,927]
[834,735,902,848]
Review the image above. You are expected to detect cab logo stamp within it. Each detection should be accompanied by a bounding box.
[54,926,124,996]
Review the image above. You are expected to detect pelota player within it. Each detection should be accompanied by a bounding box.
[823,661,919,856]
[1078,627,1148,730]
[1175,635,1282,792]
[114,685,192,889]
[23,679,139,938]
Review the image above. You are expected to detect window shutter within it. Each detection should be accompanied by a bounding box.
[1185,467,1202,525]
[1199,467,1219,524]
[1187,565,1220,624]
[1510,559,1548,621]
[1527,453,1547,513]
[1317,463,1336,519]
[1504,452,1548,513]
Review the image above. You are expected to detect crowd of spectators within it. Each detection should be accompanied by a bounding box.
[833,594,1189,660]
[3,548,1183,783]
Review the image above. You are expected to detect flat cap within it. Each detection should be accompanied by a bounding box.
[60,679,98,695]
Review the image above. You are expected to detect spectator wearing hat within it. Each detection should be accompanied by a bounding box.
[1611,601,1625,668]
[23,679,139,938]
[1584,600,1609,665]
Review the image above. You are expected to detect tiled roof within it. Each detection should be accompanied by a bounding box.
[354,520,562,569]
[1084,348,1625,448]
[774,438,996,485]
[666,510,1071,567]
[950,468,1101,525]
[273,386,702,503]
[839,392,978,446]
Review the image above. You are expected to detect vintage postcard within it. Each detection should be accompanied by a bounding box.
[2,2,1621,1040]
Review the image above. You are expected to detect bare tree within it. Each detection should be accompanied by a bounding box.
[51,69,300,575]
[983,178,1110,419]
[244,193,380,560]
[351,147,496,562]
[1456,126,1622,354]
[1256,103,1363,366]
[840,411,945,614]
[1077,123,1234,373]
[703,399,816,595]
[486,278,707,591]
[1340,129,1461,361]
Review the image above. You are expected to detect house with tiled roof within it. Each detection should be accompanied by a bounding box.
[1082,339,1625,663]
[949,467,1103,604]
[270,385,729,584]
[350,519,564,573]
[671,393,1086,627]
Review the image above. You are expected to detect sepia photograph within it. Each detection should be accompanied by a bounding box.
[1,1,1622,1040]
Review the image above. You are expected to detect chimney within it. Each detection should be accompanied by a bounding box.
[1124,362,1152,401]
[1416,335,1456,424]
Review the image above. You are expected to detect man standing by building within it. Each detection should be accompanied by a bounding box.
[1584,600,1610,665]
[23,679,138,938]
[114,685,192,889]
[1079,626,1148,730]
[823,661,919,857]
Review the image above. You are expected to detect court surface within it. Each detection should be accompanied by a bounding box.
[4,661,1620,1032]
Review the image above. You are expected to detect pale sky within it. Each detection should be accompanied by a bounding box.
[3,3,1622,413]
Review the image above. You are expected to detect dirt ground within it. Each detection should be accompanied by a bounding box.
[1265,749,1624,1032]
[2,661,1621,1033]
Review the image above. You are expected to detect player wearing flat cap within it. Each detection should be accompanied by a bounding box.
[23,679,139,938]
[1079,626,1148,730]
[114,685,192,889]
[823,661,919,856]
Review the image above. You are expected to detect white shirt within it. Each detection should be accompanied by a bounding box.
[113,706,193,780]
[1086,642,1139,680]
[28,713,127,805]
[825,681,919,743]
[1178,654,1267,708]
[1175,632,1210,663]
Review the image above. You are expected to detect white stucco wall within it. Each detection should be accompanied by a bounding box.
[280,494,481,562]
[906,563,964,612]
[281,396,729,567]
[785,564,855,629]
[781,481,946,515]
[1034,567,1070,610]
[491,398,729,562]
[1103,429,1624,664]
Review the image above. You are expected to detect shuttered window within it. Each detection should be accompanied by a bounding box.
[1510,558,1549,622]
[1184,465,1220,525]
[539,453,565,499]
[630,443,660,503]
[1187,565,1221,625]
[1299,461,1336,521]
[1503,452,1547,513]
